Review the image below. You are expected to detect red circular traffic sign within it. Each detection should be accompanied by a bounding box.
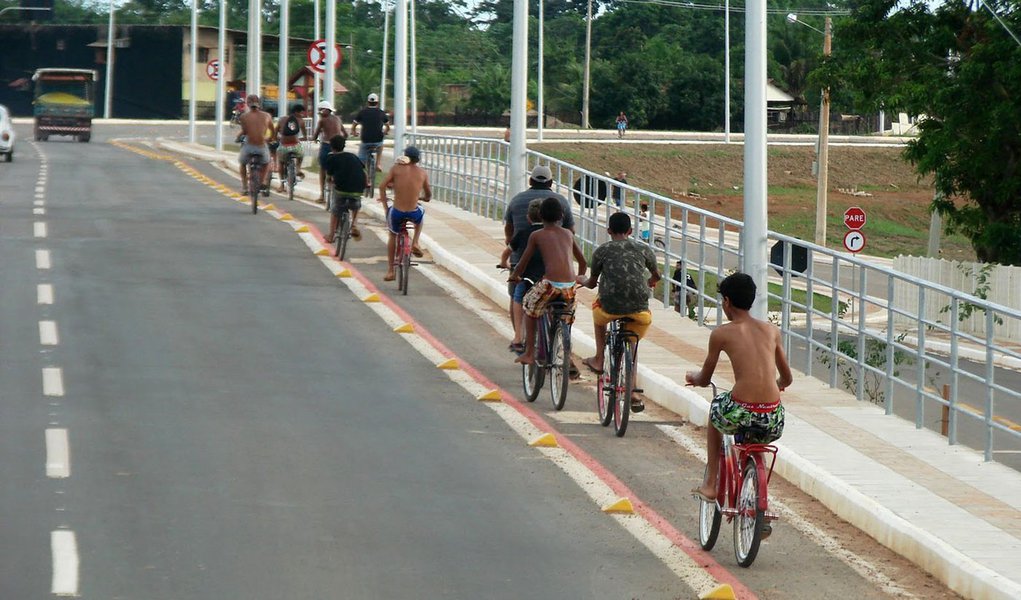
[307,40,343,74]
[206,59,220,81]
[843,229,866,253]
[844,206,866,230]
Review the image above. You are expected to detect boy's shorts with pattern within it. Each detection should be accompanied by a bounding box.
[709,390,785,444]
[522,280,576,322]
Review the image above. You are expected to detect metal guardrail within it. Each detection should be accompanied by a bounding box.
[408,132,1021,464]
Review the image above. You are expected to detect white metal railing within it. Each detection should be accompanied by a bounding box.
[408,132,1021,464]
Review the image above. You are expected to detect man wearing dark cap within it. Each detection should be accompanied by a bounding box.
[503,165,575,363]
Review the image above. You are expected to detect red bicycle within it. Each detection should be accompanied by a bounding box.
[393,217,413,295]
[696,383,779,567]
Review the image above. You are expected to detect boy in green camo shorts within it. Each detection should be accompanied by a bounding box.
[685,272,794,503]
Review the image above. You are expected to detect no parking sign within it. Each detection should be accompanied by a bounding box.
[206,59,220,81]
[307,40,343,74]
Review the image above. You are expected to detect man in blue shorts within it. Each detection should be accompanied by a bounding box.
[378,146,431,282]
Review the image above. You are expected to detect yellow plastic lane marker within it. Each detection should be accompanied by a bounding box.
[477,390,502,402]
[314,248,329,256]
[602,498,635,515]
[363,293,381,303]
[336,269,352,278]
[279,213,294,221]
[528,433,558,448]
[436,358,459,370]
[699,584,736,600]
[295,225,310,233]
[262,203,276,211]
[393,323,414,334]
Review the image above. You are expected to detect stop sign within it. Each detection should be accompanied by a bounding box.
[844,206,866,230]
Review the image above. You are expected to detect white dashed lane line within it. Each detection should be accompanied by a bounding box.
[34,207,46,215]
[38,284,54,305]
[50,530,79,596]
[39,321,59,346]
[42,367,64,397]
[36,249,51,270]
[45,429,70,478]
[34,222,47,238]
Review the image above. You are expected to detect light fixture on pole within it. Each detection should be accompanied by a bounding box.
[787,13,832,247]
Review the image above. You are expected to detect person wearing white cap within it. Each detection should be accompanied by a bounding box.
[351,93,390,179]
[311,100,348,203]
[502,164,576,376]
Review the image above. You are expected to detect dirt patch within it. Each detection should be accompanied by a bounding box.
[538,143,976,261]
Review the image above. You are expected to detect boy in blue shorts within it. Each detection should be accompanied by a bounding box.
[379,146,431,281]
[685,272,793,502]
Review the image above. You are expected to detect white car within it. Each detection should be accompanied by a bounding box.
[0,104,14,162]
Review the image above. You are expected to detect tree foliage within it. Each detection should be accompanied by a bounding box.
[823,0,1021,264]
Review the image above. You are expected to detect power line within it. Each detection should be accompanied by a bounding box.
[618,0,848,16]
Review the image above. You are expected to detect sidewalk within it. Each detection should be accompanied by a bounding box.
[162,140,1021,600]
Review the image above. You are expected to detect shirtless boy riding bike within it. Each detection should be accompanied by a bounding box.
[378,146,431,282]
[685,272,793,502]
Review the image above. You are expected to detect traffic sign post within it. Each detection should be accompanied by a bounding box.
[843,230,866,253]
[206,59,220,81]
[843,206,866,230]
[307,40,343,74]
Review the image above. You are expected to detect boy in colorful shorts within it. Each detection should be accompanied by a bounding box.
[685,272,794,503]
[509,197,587,366]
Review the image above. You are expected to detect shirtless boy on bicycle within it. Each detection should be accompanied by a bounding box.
[509,197,587,366]
[237,95,276,194]
[379,146,431,281]
[685,272,793,502]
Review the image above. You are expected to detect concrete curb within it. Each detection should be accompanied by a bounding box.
[154,138,1020,600]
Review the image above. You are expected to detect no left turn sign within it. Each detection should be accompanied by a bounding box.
[307,40,342,74]
[206,59,220,81]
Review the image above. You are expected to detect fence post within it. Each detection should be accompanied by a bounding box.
[941,384,950,437]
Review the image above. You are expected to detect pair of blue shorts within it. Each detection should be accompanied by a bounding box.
[512,280,534,303]
[387,206,424,234]
[318,143,330,168]
[359,142,383,166]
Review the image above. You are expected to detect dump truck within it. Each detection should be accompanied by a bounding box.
[32,68,97,142]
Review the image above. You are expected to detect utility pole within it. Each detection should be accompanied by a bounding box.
[743,0,768,319]
[581,0,592,129]
[814,16,833,247]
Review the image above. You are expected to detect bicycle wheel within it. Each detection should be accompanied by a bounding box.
[400,239,411,296]
[613,339,634,437]
[395,233,406,291]
[548,321,570,411]
[249,162,259,214]
[697,464,722,551]
[596,337,613,427]
[734,457,765,567]
[365,153,376,198]
[287,159,296,201]
[521,318,545,402]
[335,210,350,259]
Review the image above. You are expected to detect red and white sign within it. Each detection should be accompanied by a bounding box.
[843,229,866,253]
[206,59,220,81]
[844,206,866,230]
[307,40,343,74]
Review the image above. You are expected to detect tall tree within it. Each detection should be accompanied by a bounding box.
[824,0,1021,264]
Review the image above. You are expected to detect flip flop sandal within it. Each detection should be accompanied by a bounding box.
[581,358,604,375]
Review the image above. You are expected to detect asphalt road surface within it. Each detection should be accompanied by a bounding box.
[0,122,961,599]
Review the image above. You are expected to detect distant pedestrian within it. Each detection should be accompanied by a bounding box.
[611,171,628,208]
[616,111,628,138]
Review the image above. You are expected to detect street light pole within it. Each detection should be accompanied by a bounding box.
[814,16,832,247]
[188,0,198,142]
[724,0,730,143]
[537,0,544,141]
[581,0,592,129]
[104,0,115,119]
[787,13,832,247]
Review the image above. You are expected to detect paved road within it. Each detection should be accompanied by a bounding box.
[0,123,962,598]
